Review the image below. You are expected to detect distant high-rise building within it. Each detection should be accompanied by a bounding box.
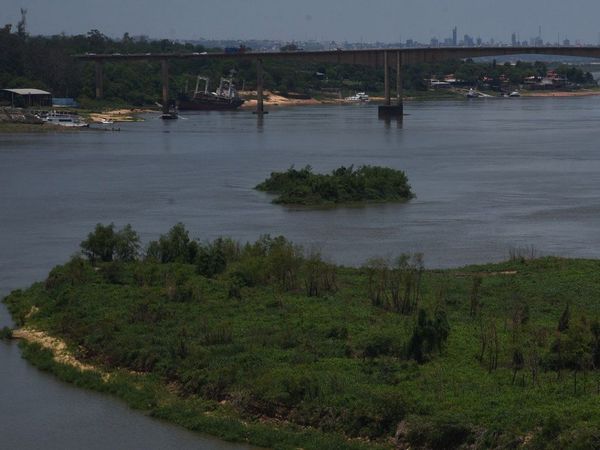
[511,33,517,47]
[464,34,474,47]
[452,26,458,46]
[430,37,439,47]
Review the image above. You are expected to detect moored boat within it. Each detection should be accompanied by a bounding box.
[177,76,245,111]
[43,110,88,127]
[344,92,370,103]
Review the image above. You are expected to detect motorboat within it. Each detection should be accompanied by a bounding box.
[43,111,88,127]
[466,89,492,98]
[509,91,521,97]
[344,92,370,102]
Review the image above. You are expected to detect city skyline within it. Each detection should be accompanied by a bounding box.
[3,0,600,45]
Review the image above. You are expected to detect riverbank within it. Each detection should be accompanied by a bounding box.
[0,122,85,133]
[14,334,374,450]
[86,108,155,123]
[239,89,465,108]
[12,327,99,373]
[521,88,600,97]
[0,108,151,133]
[240,90,325,108]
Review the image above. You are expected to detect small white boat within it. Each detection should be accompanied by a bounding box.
[509,91,521,97]
[44,111,88,127]
[160,110,179,120]
[466,89,492,98]
[345,92,370,102]
[99,118,114,124]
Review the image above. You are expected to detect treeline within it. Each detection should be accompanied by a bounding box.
[2,17,596,107]
[80,222,340,297]
[256,165,414,205]
[419,59,596,87]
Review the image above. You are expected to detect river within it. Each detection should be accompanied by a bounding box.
[2,97,600,447]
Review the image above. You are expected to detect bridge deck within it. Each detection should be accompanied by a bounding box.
[74,46,600,67]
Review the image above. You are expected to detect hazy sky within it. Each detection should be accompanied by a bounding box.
[3,0,600,44]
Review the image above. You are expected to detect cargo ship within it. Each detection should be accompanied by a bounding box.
[177,76,245,111]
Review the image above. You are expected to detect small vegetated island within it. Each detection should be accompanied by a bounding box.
[255,165,414,206]
[5,224,600,450]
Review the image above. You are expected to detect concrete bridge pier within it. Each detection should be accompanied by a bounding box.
[161,59,170,114]
[378,51,404,118]
[94,61,103,99]
[253,58,267,115]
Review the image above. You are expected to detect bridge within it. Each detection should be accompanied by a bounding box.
[75,46,600,116]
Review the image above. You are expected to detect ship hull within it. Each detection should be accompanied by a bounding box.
[177,95,245,111]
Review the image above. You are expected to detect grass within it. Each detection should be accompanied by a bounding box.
[4,232,600,449]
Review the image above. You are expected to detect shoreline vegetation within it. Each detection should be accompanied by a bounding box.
[3,88,600,134]
[4,224,600,449]
[255,165,414,206]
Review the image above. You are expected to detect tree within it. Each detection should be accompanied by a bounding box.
[469,276,483,317]
[558,302,570,332]
[80,223,117,263]
[114,224,140,261]
[511,348,525,385]
[81,223,140,263]
[146,223,196,264]
[562,319,593,394]
[16,8,27,37]
[478,318,499,373]
[406,308,450,363]
[364,258,389,307]
[196,238,227,278]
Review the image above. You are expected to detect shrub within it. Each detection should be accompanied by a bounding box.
[0,326,13,340]
[81,223,140,263]
[256,165,414,206]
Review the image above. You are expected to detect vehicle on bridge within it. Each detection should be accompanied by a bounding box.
[224,45,247,54]
[280,44,304,52]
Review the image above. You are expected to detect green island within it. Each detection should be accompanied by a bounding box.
[255,165,414,206]
[4,223,600,449]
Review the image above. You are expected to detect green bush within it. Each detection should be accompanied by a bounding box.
[0,326,13,340]
[256,165,414,206]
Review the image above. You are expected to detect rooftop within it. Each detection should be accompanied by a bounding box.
[2,88,52,95]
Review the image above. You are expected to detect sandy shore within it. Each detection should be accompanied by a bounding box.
[239,90,325,108]
[521,90,600,97]
[12,327,98,373]
[88,108,155,123]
